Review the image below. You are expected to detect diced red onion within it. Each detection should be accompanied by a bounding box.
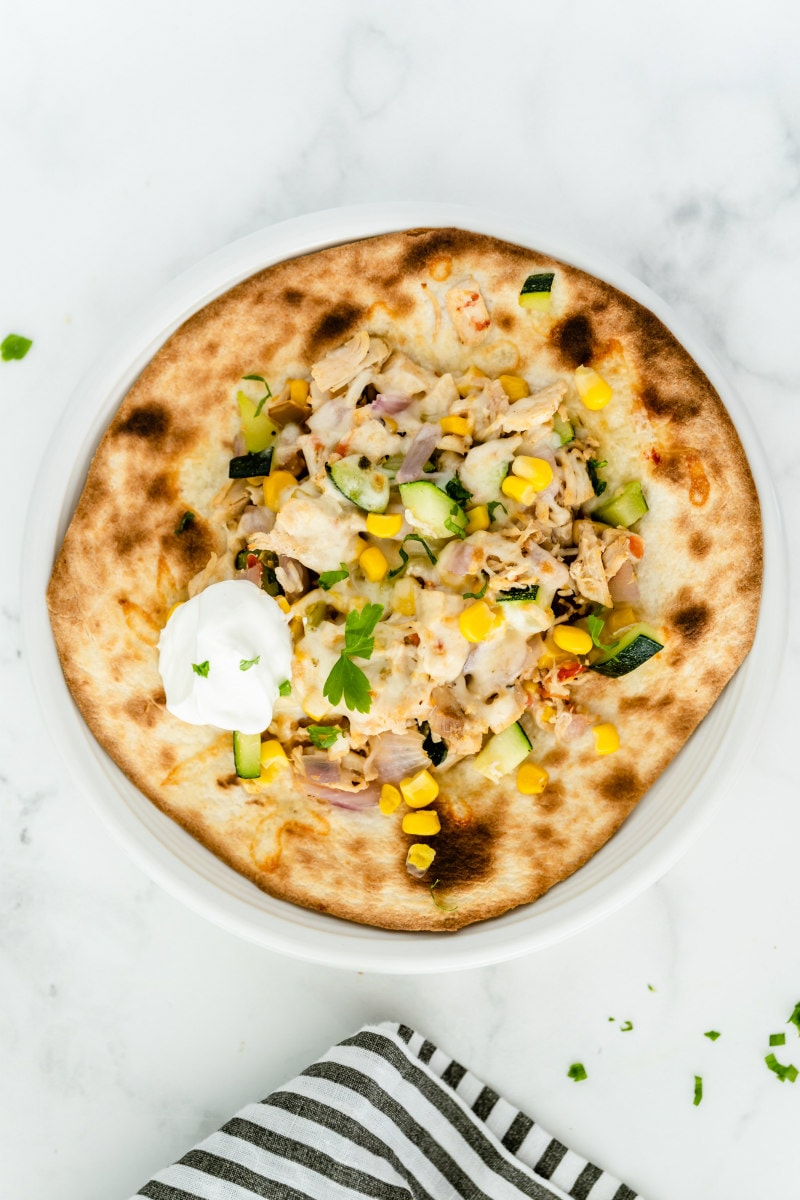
[560,712,592,742]
[300,775,380,809]
[233,433,246,456]
[277,555,309,600]
[237,505,275,537]
[365,732,429,782]
[244,561,262,586]
[303,755,342,786]
[609,559,640,604]
[396,423,442,483]
[371,392,413,416]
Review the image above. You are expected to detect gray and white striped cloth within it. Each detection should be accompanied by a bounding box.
[134,1021,641,1200]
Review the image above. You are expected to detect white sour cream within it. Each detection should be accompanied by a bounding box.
[158,579,293,734]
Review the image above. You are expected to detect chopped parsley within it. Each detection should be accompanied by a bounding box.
[175,511,195,535]
[239,656,260,671]
[462,572,489,601]
[192,661,210,677]
[1,333,32,361]
[388,535,437,579]
[765,1053,799,1083]
[586,458,608,497]
[242,373,272,417]
[770,1033,786,1047]
[322,603,383,714]
[307,725,341,750]
[487,501,507,522]
[430,879,458,911]
[445,474,473,506]
[319,563,349,590]
[647,984,656,992]
[787,1003,800,1034]
[693,1075,703,1106]
[567,1063,587,1082]
[278,680,292,697]
[620,1020,633,1033]
[704,1030,721,1041]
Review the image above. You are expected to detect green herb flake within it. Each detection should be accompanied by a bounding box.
[192,661,210,677]
[445,474,473,506]
[462,572,489,601]
[322,603,383,714]
[175,511,195,535]
[620,1020,633,1033]
[430,879,458,912]
[278,680,292,697]
[444,512,468,540]
[567,1062,587,1082]
[1,333,33,361]
[770,1033,786,1047]
[319,563,349,590]
[388,535,437,580]
[787,1003,800,1034]
[307,725,341,750]
[704,1030,721,1041]
[647,984,656,992]
[587,611,619,653]
[487,501,508,523]
[242,373,272,417]
[693,1075,703,1106]
[765,1053,799,1083]
[239,656,261,672]
[586,458,608,497]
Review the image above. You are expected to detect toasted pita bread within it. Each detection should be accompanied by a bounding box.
[47,228,761,930]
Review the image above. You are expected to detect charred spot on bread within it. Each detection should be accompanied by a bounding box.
[146,472,176,504]
[116,402,170,443]
[162,517,216,575]
[537,779,566,813]
[551,313,594,368]
[689,530,712,557]
[598,766,641,806]
[672,600,711,643]
[429,817,494,887]
[283,288,305,306]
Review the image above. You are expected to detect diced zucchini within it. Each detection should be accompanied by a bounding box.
[473,722,532,782]
[459,440,515,504]
[233,731,261,779]
[589,622,664,678]
[419,720,448,767]
[552,413,574,445]
[228,447,274,479]
[327,455,390,513]
[237,391,280,454]
[399,481,468,539]
[497,585,540,602]
[519,272,555,312]
[594,481,648,528]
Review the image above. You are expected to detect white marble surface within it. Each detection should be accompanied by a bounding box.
[2,2,800,1197]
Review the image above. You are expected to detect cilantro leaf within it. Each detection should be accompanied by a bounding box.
[693,1075,703,1106]
[322,605,383,714]
[445,474,472,506]
[175,510,195,535]
[192,661,210,677]
[388,535,436,579]
[765,1053,799,1083]
[1,333,33,361]
[704,1030,721,1041]
[587,612,619,653]
[239,656,261,671]
[567,1063,587,1082]
[278,680,292,697]
[307,725,341,750]
[242,374,272,417]
[319,563,349,590]
[343,603,383,658]
[587,458,608,496]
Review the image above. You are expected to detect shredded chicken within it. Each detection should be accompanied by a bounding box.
[569,520,613,607]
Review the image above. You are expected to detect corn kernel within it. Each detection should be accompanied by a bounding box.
[574,366,613,411]
[379,784,402,815]
[465,504,490,533]
[606,605,637,635]
[498,374,531,401]
[276,596,291,613]
[512,455,554,491]
[288,378,311,404]
[538,633,575,669]
[263,470,297,511]
[402,810,441,836]
[382,416,399,433]
[540,704,556,723]
[517,762,550,794]
[456,365,486,397]
[593,723,620,755]
[366,512,403,538]
[406,843,436,872]
[392,577,417,616]
[552,625,593,656]
[439,415,473,436]
[260,740,288,766]
[359,545,389,582]
[400,768,440,808]
[459,599,497,643]
[501,474,537,506]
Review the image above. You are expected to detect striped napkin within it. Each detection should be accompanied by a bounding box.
[134,1021,641,1200]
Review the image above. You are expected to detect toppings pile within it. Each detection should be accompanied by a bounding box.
[185,273,664,887]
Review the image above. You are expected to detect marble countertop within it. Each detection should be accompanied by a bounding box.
[3,3,800,1197]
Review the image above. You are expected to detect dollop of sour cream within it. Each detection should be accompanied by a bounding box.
[158,579,293,734]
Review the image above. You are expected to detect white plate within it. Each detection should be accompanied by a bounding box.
[22,202,786,974]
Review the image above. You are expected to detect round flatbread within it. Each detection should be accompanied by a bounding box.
[48,228,762,930]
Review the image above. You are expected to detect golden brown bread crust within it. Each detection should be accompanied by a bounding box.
[47,228,762,930]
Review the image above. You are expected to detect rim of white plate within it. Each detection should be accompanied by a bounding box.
[22,202,787,974]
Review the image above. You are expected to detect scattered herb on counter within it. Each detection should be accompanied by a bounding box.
[278,680,292,697]
[787,1003,800,1034]
[693,1075,703,1106]
[567,1063,587,1082]
[704,1031,721,1042]
[430,879,458,912]
[765,1053,799,1083]
[239,656,261,671]
[307,725,341,750]
[192,661,210,677]
[770,1033,786,1047]
[1,333,32,361]
[620,1020,633,1033]
[647,984,656,992]
[318,564,349,590]
[322,603,383,714]
[242,373,272,417]
[175,511,195,534]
